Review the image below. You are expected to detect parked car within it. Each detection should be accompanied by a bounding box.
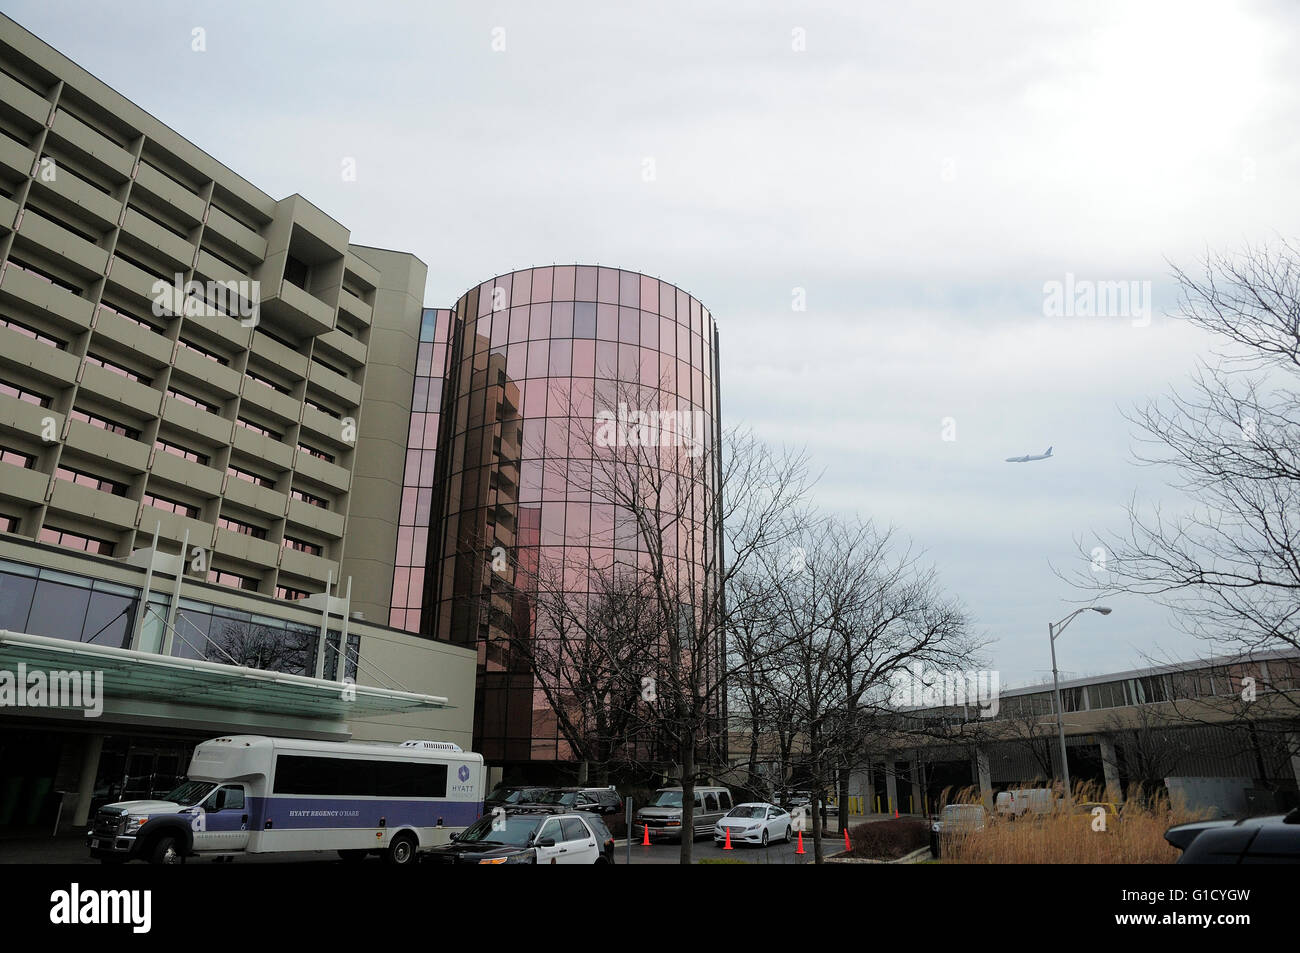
[526,786,625,835]
[1165,807,1300,863]
[484,785,552,809]
[714,802,793,847]
[635,786,733,841]
[929,804,988,858]
[425,807,613,865]
[995,788,1055,819]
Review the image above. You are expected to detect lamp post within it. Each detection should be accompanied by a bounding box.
[1049,607,1112,806]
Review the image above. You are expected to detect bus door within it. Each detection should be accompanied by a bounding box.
[192,784,251,853]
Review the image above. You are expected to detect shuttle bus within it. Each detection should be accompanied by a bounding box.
[88,735,485,865]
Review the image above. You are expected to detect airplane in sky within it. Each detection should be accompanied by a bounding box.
[1005,446,1053,463]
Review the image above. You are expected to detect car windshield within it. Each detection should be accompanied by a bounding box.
[728,806,766,819]
[458,814,544,846]
[651,791,683,807]
[534,791,577,806]
[163,780,217,807]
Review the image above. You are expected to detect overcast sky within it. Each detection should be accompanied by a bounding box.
[7,0,1298,688]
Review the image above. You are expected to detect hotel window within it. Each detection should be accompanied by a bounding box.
[0,515,16,532]
[154,438,209,466]
[246,370,289,394]
[85,354,151,385]
[0,381,52,407]
[217,516,266,539]
[207,568,259,590]
[177,338,228,365]
[227,464,275,488]
[71,409,141,440]
[55,466,127,496]
[142,492,199,518]
[37,526,114,556]
[282,536,322,557]
[290,488,328,509]
[0,446,36,469]
[297,443,333,463]
[276,585,309,601]
[0,315,62,348]
[236,417,281,440]
[167,387,217,413]
[303,397,340,419]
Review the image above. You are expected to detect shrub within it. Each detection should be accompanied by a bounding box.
[845,817,930,859]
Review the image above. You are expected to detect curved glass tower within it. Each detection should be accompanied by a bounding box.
[394,265,721,767]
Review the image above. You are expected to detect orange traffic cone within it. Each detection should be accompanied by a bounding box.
[641,823,651,846]
[795,830,805,854]
[723,828,733,850]
[844,828,851,851]
[894,808,899,818]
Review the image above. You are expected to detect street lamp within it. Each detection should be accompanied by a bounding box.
[1049,606,1112,806]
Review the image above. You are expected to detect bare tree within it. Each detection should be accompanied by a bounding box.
[1078,242,1300,656]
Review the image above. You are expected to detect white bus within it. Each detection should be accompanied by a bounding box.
[87,735,485,865]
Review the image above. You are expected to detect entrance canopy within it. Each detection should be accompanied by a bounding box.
[0,629,450,721]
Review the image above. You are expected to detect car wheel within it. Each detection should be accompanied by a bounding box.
[384,833,418,866]
[148,834,184,865]
[762,830,769,847]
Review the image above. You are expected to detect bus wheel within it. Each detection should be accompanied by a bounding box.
[338,849,369,863]
[149,834,185,865]
[385,833,418,866]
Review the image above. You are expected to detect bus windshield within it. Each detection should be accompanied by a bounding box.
[164,780,217,807]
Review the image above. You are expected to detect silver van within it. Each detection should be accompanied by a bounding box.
[635,786,733,841]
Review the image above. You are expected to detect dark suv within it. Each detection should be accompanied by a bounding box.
[526,786,625,835]
[484,785,553,809]
[1165,807,1300,863]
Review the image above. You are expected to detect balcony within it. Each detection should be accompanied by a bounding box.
[65,418,150,473]
[0,71,51,128]
[285,496,344,538]
[16,210,109,283]
[203,205,267,262]
[230,421,294,470]
[47,478,139,532]
[78,361,163,419]
[260,278,335,338]
[337,287,372,327]
[47,109,134,182]
[212,525,280,569]
[172,345,242,399]
[137,506,214,550]
[0,461,49,507]
[103,255,167,313]
[0,321,81,390]
[315,327,367,369]
[0,397,61,444]
[222,470,288,520]
[0,136,36,183]
[160,395,231,447]
[250,330,308,380]
[238,378,301,427]
[91,306,174,368]
[293,449,350,493]
[120,208,194,271]
[306,359,361,408]
[0,196,16,233]
[148,446,224,498]
[131,162,205,227]
[278,545,335,584]
[0,265,95,334]
[29,166,121,233]
[297,403,349,448]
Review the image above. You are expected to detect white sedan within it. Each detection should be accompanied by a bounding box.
[714,803,793,847]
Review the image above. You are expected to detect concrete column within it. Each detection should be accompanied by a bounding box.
[974,748,992,810]
[909,759,925,816]
[864,759,877,814]
[884,762,899,815]
[1099,735,1123,804]
[72,734,103,828]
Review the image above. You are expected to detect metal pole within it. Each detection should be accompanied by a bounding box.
[625,798,632,866]
[1049,621,1071,806]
